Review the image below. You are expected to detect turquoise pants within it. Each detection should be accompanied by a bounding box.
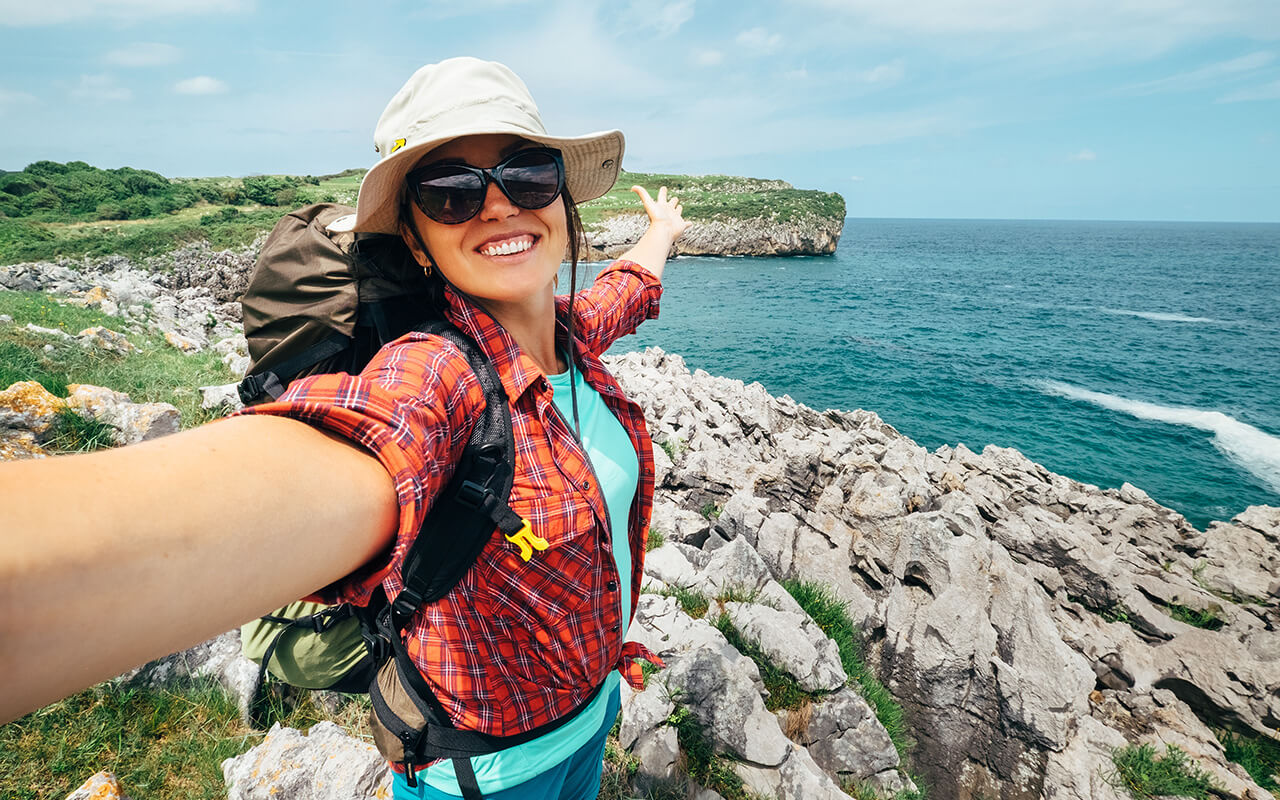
[392,690,621,800]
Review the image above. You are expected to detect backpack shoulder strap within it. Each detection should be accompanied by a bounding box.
[388,319,523,629]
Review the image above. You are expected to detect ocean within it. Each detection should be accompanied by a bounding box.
[599,218,1280,530]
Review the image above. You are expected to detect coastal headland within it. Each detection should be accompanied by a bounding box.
[0,161,846,265]
[1,236,1276,800]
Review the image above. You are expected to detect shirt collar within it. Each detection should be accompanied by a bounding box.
[441,283,553,403]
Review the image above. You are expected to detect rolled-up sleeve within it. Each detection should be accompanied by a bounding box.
[233,333,482,605]
[560,259,662,356]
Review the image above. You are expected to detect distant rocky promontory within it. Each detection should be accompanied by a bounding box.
[581,172,846,258]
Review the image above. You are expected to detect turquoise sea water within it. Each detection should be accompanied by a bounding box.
[601,218,1280,530]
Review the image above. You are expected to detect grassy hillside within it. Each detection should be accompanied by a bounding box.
[0,161,842,265]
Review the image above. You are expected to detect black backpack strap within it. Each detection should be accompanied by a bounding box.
[388,319,524,630]
[238,332,350,405]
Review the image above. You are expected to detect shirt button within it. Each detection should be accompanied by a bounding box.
[610,625,620,633]
[607,581,618,591]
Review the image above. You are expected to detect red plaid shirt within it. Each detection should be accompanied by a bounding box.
[241,259,660,737]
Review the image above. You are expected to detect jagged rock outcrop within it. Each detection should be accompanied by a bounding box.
[586,212,844,258]
[608,347,1279,800]
[222,722,391,800]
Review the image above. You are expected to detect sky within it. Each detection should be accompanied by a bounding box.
[0,0,1278,222]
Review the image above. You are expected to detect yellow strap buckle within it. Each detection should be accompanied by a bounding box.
[505,519,549,562]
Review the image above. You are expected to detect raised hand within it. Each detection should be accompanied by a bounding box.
[631,185,691,243]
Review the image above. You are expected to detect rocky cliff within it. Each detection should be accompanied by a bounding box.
[580,171,846,258]
[585,211,845,259]
[3,251,1278,800]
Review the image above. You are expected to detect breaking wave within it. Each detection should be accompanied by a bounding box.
[1040,381,1280,493]
[1101,308,1219,324]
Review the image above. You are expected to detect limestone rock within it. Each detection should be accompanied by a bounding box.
[200,382,244,413]
[664,647,790,767]
[802,688,900,781]
[64,770,131,800]
[723,600,846,691]
[66,384,181,445]
[222,722,392,800]
[0,380,66,433]
[77,326,134,354]
[0,429,48,461]
[632,726,680,793]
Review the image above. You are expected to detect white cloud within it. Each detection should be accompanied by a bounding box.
[1218,79,1280,103]
[174,76,229,95]
[736,27,783,54]
[1120,52,1274,95]
[850,175,866,181]
[693,49,723,66]
[1070,149,1097,161]
[783,0,1280,57]
[785,67,808,80]
[0,87,37,115]
[104,43,182,67]
[71,74,132,103]
[853,59,905,84]
[0,0,252,26]
[626,0,694,36]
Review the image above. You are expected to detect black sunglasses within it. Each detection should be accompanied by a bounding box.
[406,147,565,225]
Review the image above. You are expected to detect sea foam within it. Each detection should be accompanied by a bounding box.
[1040,381,1280,494]
[1101,308,1219,324]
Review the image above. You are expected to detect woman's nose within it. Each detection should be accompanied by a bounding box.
[478,178,518,221]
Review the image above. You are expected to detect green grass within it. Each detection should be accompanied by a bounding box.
[2,163,844,265]
[43,406,118,452]
[784,580,914,761]
[1109,743,1218,799]
[0,206,283,264]
[712,615,823,712]
[667,705,752,800]
[578,169,845,226]
[1164,601,1225,631]
[656,436,684,461]
[1216,729,1280,791]
[699,502,722,520]
[0,681,370,800]
[646,527,666,552]
[844,780,926,800]
[648,584,710,619]
[0,290,236,428]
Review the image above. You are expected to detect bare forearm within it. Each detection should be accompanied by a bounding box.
[617,223,679,282]
[0,414,397,722]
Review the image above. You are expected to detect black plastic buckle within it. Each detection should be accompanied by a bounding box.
[455,480,490,509]
[237,374,265,405]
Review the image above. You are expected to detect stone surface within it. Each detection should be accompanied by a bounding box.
[222,722,392,800]
[723,600,846,691]
[65,384,181,445]
[802,688,900,781]
[0,380,66,433]
[603,347,1279,800]
[77,326,134,354]
[64,770,131,800]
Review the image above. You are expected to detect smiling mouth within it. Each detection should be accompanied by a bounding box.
[478,234,537,257]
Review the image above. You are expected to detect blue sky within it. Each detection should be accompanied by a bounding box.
[0,0,1277,222]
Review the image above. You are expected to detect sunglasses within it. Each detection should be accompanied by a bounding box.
[406,147,565,225]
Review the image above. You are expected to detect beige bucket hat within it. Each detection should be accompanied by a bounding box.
[352,57,624,234]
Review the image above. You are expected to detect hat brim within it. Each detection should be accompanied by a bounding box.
[352,127,624,235]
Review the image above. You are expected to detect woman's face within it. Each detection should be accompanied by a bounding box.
[403,134,569,310]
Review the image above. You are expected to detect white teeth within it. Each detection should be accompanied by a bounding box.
[481,238,532,257]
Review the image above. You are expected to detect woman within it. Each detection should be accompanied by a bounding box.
[0,57,686,800]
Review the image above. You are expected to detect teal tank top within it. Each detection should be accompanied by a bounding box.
[421,359,639,795]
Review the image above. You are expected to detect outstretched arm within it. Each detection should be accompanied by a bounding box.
[614,185,690,281]
[0,414,397,723]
